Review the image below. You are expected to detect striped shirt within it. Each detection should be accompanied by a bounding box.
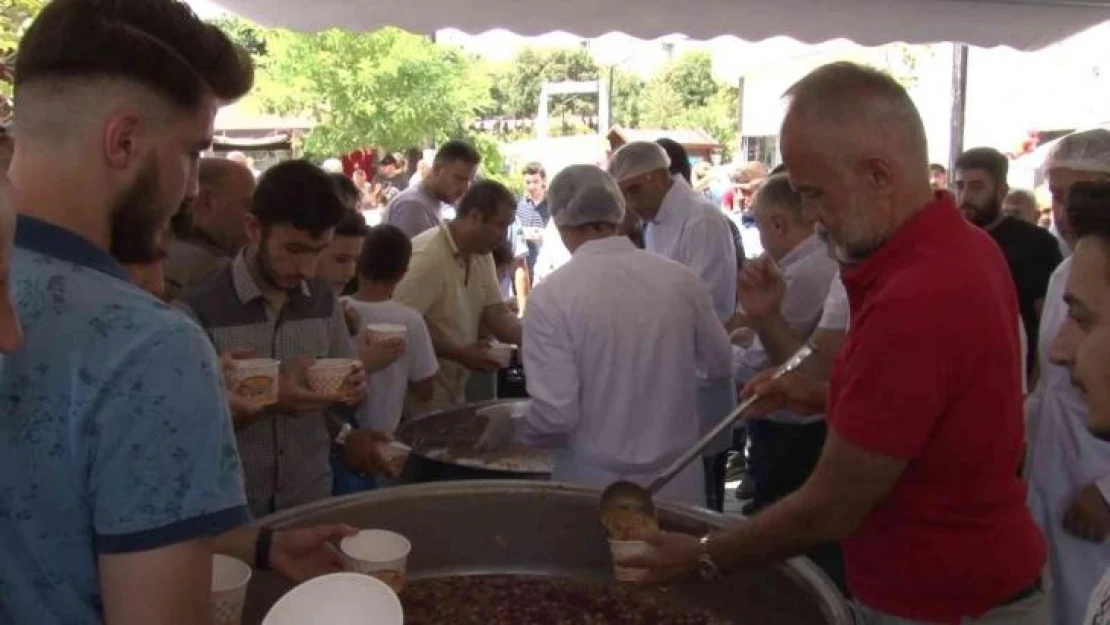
[178,253,360,517]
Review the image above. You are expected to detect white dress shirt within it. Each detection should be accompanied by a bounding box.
[518,236,733,506]
[532,219,570,287]
[733,235,838,424]
[1027,257,1110,625]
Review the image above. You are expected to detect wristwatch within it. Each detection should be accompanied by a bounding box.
[334,423,353,446]
[696,534,721,581]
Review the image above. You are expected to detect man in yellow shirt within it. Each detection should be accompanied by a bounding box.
[394,180,523,410]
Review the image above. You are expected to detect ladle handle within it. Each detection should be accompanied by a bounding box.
[646,344,815,495]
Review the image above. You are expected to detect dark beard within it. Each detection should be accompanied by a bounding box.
[110,160,169,264]
[251,227,298,293]
[963,198,1002,229]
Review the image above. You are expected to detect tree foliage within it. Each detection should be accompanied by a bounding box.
[640,51,738,157]
[495,47,600,120]
[1,0,45,102]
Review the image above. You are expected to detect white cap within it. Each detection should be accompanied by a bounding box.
[1044,129,1110,174]
[548,165,626,228]
[608,141,671,183]
[321,158,344,173]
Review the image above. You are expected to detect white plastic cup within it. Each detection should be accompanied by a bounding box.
[228,359,280,407]
[340,529,411,593]
[485,342,514,368]
[366,323,407,345]
[608,540,651,583]
[261,572,403,625]
[211,554,252,625]
[306,358,359,394]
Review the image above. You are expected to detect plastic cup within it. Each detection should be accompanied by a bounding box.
[211,554,252,625]
[261,572,403,625]
[228,359,280,407]
[485,342,514,368]
[340,530,411,593]
[306,358,359,394]
[608,540,651,582]
[367,323,407,345]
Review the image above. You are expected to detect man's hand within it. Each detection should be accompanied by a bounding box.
[338,362,367,408]
[341,429,397,476]
[616,531,700,585]
[275,358,347,414]
[1064,484,1110,542]
[457,341,502,373]
[220,349,267,426]
[475,413,515,452]
[271,524,359,584]
[731,327,756,347]
[356,332,406,374]
[737,255,786,323]
[740,369,827,418]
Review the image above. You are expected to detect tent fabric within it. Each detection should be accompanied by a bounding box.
[216,0,1110,50]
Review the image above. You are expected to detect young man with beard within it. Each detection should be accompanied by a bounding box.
[384,140,481,238]
[181,160,393,518]
[0,1,261,623]
[955,147,1062,379]
[1049,182,1110,624]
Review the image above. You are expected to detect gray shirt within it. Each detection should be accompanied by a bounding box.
[384,185,444,239]
[163,236,230,301]
[178,253,360,517]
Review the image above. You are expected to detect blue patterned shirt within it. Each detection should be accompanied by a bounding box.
[0,215,249,625]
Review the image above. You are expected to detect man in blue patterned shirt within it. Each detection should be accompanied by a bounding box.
[0,1,256,624]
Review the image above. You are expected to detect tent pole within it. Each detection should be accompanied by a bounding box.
[948,42,969,173]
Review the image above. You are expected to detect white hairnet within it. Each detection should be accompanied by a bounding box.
[321,158,344,173]
[1044,129,1110,174]
[608,141,671,182]
[547,165,626,227]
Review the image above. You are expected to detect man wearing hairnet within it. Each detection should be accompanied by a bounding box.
[608,142,739,511]
[1026,128,1110,625]
[477,166,733,505]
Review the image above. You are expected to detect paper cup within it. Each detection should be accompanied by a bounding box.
[211,554,252,625]
[306,358,359,394]
[228,359,280,407]
[261,572,403,625]
[608,540,651,582]
[340,530,411,593]
[485,343,514,368]
[367,323,407,345]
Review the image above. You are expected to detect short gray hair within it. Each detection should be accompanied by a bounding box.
[752,174,804,222]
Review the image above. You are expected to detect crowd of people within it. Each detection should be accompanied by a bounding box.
[4,1,1110,625]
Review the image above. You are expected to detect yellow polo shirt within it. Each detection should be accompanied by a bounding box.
[393,222,503,412]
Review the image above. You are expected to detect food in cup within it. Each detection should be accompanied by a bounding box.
[608,540,653,582]
[340,529,411,593]
[366,323,407,346]
[306,358,360,394]
[227,359,280,407]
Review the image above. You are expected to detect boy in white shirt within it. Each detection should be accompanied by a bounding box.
[342,224,439,434]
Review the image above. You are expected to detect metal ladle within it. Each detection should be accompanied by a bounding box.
[599,343,816,525]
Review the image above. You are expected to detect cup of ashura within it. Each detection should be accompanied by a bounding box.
[306,358,360,394]
[228,359,280,407]
[211,554,252,625]
[366,323,407,347]
[340,529,412,593]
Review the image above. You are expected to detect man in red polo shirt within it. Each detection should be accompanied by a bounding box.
[624,61,1046,624]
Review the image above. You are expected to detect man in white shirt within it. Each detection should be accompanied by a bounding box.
[1025,129,1110,625]
[609,141,739,511]
[1044,181,1110,624]
[478,165,733,506]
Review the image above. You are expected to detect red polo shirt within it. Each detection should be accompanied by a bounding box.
[830,193,1045,621]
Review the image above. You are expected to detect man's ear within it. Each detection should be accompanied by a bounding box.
[102,111,146,171]
[243,213,263,245]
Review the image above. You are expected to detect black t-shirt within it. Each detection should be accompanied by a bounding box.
[988,217,1064,374]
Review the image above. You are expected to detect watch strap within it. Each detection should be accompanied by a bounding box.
[254,527,274,571]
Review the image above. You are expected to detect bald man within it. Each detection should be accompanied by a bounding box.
[626,62,1046,624]
[164,157,255,299]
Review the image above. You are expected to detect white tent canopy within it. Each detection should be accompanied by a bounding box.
[217,0,1110,50]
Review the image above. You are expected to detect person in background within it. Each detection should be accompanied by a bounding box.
[0,1,258,622]
[722,161,770,214]
[930,162,948,191]
[385,140,480,238]
[227,150,261,178]
[331,172,361,212]
[609,141,738,513]
[518,162,550,276]
[731,174,844,591]
[477,165,732,506]
[955,147,1063,381]
[657,137,745,271]
[626,61,1046,625]
[393,180,522,411]
[1005,189,1040,225]
[492,240,517,302]
[533,216,572,286]
[1026,129,1110,625]
[506,213,530,311]
[180,160,394,517]
[371,153,407,208]
[163,157,255,299]
[1046,182,1110,624]
[316,209,369,296]
[343,224,437,434]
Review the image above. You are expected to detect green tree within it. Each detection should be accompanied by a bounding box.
[640,51,738,159]
[1,0,45,101]
[661,50,717,109]
[609,71,645,128]
[208,15,270,57]
[257,27,491,157]
[501,47,600,120]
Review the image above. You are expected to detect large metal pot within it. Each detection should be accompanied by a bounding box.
[242,481,855,624]
[395,399,552,482]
